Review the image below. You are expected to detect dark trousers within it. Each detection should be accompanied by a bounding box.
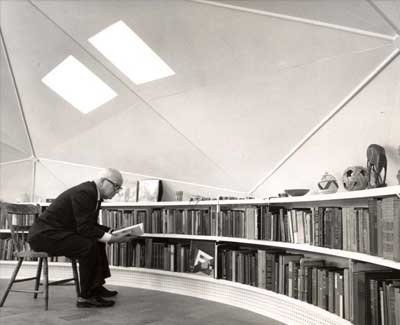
[28,232,111,298]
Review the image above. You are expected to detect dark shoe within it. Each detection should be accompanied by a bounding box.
[77,296,115,308]
[91,286,118,298]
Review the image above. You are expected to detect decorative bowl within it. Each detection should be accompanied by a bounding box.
[284,188,310,197]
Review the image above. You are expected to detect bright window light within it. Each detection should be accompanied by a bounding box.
[89,20,175,85]
[42,55,117,114]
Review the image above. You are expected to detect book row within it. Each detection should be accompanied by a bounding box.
[1,197,399,266]
[97,197,400,263]
[368,277,400,325]
[260,197,400,262]
[0,213,36,229]
[217,246,400,325]
[98,238,400,325]
[218,207,258,239]
[218,248,348,318]
[105,238,214,276]
[100,208,217,236]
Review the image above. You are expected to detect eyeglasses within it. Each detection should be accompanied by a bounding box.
[104,178,123,192]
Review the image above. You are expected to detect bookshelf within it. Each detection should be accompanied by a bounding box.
[259,185,400,325]
[1,185,400,324]
[216,237,400,271]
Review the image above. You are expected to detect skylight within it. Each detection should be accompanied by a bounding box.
[89,20,175,85]
[42,56,117,114]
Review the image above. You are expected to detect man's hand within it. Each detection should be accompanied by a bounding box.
[108,232,132,243]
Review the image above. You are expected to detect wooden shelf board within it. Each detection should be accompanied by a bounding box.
[142,234,218,241]
[30,186,400,208]
[269,185,400,204]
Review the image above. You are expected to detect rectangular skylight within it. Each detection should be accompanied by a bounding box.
[42,55,117,114]
[89,20,175,85]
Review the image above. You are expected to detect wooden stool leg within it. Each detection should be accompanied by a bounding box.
[43,258,49,310]
[71,259,80,298]
[34,257,43,299]
[0,257,24,307]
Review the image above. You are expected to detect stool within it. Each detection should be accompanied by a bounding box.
[0,202,80,310]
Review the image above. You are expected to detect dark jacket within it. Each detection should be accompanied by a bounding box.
[29,181,109,240]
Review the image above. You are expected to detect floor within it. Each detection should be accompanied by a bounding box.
[0,280,284,325]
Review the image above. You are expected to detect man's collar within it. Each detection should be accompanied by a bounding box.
[93,181,101,201]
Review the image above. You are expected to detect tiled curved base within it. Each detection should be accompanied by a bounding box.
[0,262,351,325]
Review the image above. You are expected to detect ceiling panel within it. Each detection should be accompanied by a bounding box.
[152,45,395,188]
[42,101,244,191]
[35,159,247,202]
[34,160,145,202]
[0,41,32,162]
[369,0,400,33]
[31,0,392,100]
[0,0,142,157]
[1,0,398,195]
[0,0,247,190]
[26,0,394,190]
[212,0,397,37]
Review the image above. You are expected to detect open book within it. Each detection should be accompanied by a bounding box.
[112,223,144,237]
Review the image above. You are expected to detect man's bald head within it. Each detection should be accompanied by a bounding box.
[98,168,123,185]
[95,168,123,199]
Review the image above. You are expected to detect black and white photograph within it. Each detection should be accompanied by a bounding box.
[1,1,400,324]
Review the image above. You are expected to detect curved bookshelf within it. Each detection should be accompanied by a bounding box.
[216,237,400,270]
[0,261,350,325]
[30,186,400,208]
[3,186,400,324]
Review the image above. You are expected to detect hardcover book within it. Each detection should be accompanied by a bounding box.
[112,222,144,237]
[189,240,215,277]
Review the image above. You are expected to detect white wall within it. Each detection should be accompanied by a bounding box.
[253,54,400,198]
[0,160,34,202]
[31,159,247,203]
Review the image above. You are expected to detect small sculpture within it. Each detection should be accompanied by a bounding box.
[317,172,338,194]
[366,144,387,188]
[342,166,369,191]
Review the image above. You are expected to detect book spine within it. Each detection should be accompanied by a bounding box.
[368,199,378,256]
[328,271,335,313]
[344,268,350,321]
[312,267,318,306]
[382,198,395,260]
[394,199,400,262]
[257,250,266,289]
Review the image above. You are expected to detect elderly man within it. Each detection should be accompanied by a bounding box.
[28,168,129,307]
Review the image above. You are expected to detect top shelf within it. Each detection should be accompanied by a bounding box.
[37,200,219,208]
[202,185,400,206]
[268,185,400,204]
[36,185,400,208]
